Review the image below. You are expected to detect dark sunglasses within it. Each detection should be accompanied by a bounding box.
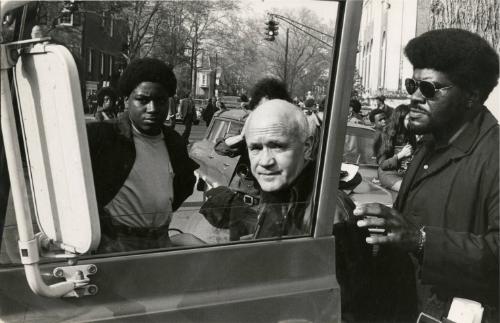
[405,78,453,99]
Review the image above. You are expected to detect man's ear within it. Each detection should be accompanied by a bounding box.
[124,96,129,109]
[304,135,314,161]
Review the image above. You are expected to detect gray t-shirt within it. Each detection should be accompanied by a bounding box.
[104,126,174,228]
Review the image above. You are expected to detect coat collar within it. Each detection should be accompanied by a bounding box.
[260,162,314,204]
[396,107,497,209]
[116,111,175,143]
[449,106,497,154]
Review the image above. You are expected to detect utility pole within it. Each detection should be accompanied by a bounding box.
[284,28,289,84]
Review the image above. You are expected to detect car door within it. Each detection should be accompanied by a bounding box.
[0,1,362,322]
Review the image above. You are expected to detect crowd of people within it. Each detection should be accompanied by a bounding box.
[85,28,498,322]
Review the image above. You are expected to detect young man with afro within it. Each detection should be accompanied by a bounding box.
[355,29,499,322]
[86,58,200,252]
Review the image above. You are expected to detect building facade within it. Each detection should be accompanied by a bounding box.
[356,0,498,118]
[356,0,419,106]
[32,2,128,112]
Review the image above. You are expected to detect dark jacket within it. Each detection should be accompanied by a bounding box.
[202,102,217,125]
[180,98,195,119]
[86,114,199,214]
[394,107,499,319]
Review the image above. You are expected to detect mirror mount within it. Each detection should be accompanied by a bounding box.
[52,264,99,298]
[36,232,79,259]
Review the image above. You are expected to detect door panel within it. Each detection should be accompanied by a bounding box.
[0,238,338,322]
[0,0,362,321]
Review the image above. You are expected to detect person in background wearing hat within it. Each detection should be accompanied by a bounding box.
[355,29,499,322]
[94,87,118,121]
[87,58,200,252]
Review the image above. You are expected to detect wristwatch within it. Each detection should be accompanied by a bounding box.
[417,226,426,255]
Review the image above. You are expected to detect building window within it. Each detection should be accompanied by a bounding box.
[379,32,387,88]
[58,14,73,26]
[109,57,114,78]
[201,73,207,87]
[87,49,93,74]
[100,53,104,76]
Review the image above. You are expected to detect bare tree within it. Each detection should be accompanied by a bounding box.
[259,8,335,97]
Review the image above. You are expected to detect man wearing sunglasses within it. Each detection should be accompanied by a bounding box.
[355,29,499,322]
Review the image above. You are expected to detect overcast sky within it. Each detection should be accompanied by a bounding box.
[239,0,338,25]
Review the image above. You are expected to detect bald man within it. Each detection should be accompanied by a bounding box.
[240,99,315,238]
[244,99,313,193]
[201,100,359,240]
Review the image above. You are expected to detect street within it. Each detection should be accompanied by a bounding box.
[169,122,231,244]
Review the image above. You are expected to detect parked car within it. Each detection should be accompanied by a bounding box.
[189,109,250,190]
[190,115,394,207]
[218,96,241,109]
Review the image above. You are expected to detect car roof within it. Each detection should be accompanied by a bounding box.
[213,108,250,121]
[346,122,375,135]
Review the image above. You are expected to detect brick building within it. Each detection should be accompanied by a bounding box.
[29,2,128,112]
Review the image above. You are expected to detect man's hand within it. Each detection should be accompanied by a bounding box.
[397,144,413,160]
[354,203,420,253]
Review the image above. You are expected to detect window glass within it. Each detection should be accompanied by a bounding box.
[0,194,21,265]
[343,126,377,166]
[226,121,243,137]
[207,119,229,143]
[2,0,342,262]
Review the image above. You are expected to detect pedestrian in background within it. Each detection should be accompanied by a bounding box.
[375,104,415,192]
[94,87,118,121]
[202,97,217,127]
[347,98,364,124]
[180,92,195,142]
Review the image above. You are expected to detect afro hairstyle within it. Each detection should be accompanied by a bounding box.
[404,28,499,103]
[119,58,177,98]
[349,99,362,113]
[304,98,316,108]
[247,77,292,110]
[96,87,117,106]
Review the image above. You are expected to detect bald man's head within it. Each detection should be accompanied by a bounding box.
[244,99,309,141]
[244,99,312,192]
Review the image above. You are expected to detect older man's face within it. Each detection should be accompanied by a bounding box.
[245,106,309,192]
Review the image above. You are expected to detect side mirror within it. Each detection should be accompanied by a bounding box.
[14,43,100,254]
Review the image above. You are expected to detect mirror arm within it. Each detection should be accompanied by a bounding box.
[1,45,75,298]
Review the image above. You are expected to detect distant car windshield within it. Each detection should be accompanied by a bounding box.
[343,125,377,166]
[207,119,229,143]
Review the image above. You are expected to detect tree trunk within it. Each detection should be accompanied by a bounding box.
[430,0,499,52]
